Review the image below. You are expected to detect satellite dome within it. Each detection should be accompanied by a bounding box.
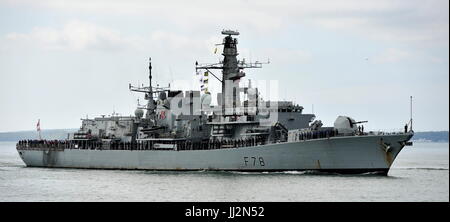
[247,88,258,100]
[159,91,167,100]
[135,109,144,118]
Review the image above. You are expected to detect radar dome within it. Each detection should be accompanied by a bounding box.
[201,93,212,108]
[135,109,144,118]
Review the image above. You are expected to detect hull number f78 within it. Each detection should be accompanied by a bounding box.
[243,157,265,166]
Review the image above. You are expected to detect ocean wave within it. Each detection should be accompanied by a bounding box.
[0,163,26,168]
[395,167,449,171]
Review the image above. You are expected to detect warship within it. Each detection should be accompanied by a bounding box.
[17,30,414,175]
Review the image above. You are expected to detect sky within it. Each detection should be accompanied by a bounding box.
[0,0,448,132]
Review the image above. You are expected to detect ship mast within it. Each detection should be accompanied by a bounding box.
[196,30,267,117]
[129,57,166,126]
[147,57,155,120]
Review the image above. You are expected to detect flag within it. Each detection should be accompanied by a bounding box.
[37,119,42,140]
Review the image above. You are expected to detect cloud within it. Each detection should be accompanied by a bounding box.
[2,0,448,47]
[2,20,222,55]
[370,47,448,64]
[254,48,313,65]
[4,20,142,51]
[150,30,203,50]
[372,48,412,63]
[300,0,448,47]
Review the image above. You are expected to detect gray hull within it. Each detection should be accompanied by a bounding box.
[17,133,413,175]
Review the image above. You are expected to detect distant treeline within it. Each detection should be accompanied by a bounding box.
[412,131,449,143]
[0,129,448,142]
[0,129,77,141]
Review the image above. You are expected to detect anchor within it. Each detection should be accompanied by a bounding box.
[380,139,392,153]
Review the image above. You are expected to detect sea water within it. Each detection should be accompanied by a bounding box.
[0,141,448,201]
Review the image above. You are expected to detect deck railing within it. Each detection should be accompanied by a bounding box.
[16,129,411,152]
